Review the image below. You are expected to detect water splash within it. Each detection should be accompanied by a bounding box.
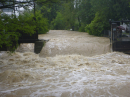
[0,30,130,97]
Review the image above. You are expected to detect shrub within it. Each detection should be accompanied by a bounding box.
[85,12,109,36]
[0,14,22,51]
[35,11,49,34]
[50,12,65,30]
[0,10,49,52]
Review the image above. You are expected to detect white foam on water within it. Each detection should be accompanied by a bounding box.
[0,30,130,97]
[39,30,111,57]
[0,52,130,97]
[16,43,34,53]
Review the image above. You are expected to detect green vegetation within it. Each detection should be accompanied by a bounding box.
[50,0,130,34]
[0,10,49,51]
[35,11,49,34]
[51,12,65,30]
[0,0,130,51]
[0,14,21,51]
[85,12,109,36]
[0,0,54,51]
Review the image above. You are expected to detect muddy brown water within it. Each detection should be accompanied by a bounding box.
[0,30,130,97]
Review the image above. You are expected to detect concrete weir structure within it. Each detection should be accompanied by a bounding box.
[0,9,1,14]
[1,30,130,97]
[34,39,49,54]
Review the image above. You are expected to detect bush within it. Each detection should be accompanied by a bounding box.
[50,12,65,30]
[35,11,49,34]
[0,14,22,51]
[19,10,49,34]
[85,12,109,36]
[0,10,49,52]
[78,23,86,32]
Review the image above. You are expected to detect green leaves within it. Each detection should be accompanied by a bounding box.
[85,12,108,36]
[0,9,49,52]
[35,11,49,34]
[51,12,65,30]
[84,0,130,36]
[0,14,19,51]
[50,0,77,30]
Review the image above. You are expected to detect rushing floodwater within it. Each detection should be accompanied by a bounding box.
[0,30,130,97]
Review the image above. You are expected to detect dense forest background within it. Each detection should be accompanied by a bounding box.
[49,0,130,36]
[0,0,130,51]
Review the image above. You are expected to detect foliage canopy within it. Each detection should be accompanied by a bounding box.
[0,0,51,51]
[50,0,130,35]
[1,0,130,52]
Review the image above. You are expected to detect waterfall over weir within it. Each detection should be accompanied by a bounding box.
[0,30,130,97]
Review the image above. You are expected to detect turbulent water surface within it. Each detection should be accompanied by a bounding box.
[0,30,130,97]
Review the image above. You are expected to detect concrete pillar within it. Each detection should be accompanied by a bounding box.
[34,41,44,54]
[0,9,2,15]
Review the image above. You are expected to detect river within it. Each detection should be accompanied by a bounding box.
[0,30,130,97]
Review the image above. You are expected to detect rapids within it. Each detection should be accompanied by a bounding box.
[0,30,130,97]
[39,30,110,57]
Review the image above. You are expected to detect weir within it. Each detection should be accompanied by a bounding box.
[18,32,44,54]
[1,30,130,97]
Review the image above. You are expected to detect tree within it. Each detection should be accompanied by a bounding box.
[62,1,76,30]
[90,0,130,20]
[77,0,95,31]
[50,0,80,30]
[35,11,49,34]
[0,14,24,51]
[85,12,109,36]
[85,0,130,36]
[39,1,62,24]
[0,0,55,51]
[51,12,65,30]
